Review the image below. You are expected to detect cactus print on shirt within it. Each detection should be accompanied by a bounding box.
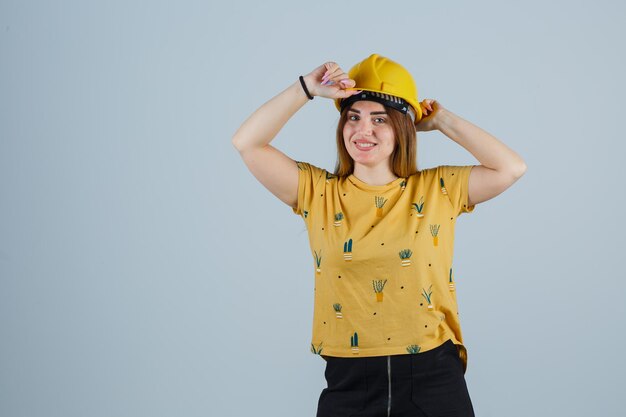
[292,161,476,372]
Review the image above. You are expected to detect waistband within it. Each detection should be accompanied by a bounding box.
[323,339,458,378]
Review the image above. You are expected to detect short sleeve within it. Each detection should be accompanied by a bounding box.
[439,165,476,216]
[291,161,326,216]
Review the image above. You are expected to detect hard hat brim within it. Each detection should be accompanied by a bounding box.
[335,88,423,124]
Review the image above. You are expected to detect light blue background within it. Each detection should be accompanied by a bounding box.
[2,1,625,416]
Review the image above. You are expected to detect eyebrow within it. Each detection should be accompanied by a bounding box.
[348,109,387,115]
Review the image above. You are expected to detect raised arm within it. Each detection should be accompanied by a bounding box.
[416,100,527,207]
[232,62,359,208]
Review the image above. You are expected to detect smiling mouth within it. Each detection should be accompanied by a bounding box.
[354,140,377,150]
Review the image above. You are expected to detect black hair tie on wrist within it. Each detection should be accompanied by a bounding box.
[299,75,314,100]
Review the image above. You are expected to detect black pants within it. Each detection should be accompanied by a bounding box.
[316,339,475,417]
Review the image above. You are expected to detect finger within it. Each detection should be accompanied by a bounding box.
[324,74,350,88]
[336,88,360,99]
[322,71,348,86]
[321,67,338,85]
[339,78,355,88]
[323,64,342,77]
[323,66,344,82]
[322,62,339,79]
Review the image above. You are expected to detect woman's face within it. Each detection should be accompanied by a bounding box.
[343,100,396,170]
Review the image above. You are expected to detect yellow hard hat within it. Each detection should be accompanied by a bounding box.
[335,53,422,123]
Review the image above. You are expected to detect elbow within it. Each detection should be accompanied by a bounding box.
[510,160,527,180]
[503,150,528,179]
[232,132,270,154]
[497,160,526,184]
[231,134,246,153]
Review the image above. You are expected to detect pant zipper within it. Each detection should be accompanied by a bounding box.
[387,355,391,417]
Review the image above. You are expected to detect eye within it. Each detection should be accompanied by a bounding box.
[348,114,359,121]
[374,117,386,124]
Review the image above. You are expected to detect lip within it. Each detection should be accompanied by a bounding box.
[353,140,377,151]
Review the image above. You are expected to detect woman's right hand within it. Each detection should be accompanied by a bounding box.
[302,62,361,100]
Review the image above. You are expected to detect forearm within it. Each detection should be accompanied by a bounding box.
[437,109,526,175]
[232,79,310,152]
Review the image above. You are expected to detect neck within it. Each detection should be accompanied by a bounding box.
[352,163,398,186]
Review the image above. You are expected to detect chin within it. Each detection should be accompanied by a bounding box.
[352,157,384,167]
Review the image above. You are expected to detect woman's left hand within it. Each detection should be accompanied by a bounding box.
[415,99,445,132]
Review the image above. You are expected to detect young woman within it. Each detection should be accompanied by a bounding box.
[232,54,526,417]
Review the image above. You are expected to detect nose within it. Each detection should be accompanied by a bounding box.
[356,117,374,135]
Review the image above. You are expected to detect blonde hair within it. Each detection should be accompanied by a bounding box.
[333,104,418,178]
